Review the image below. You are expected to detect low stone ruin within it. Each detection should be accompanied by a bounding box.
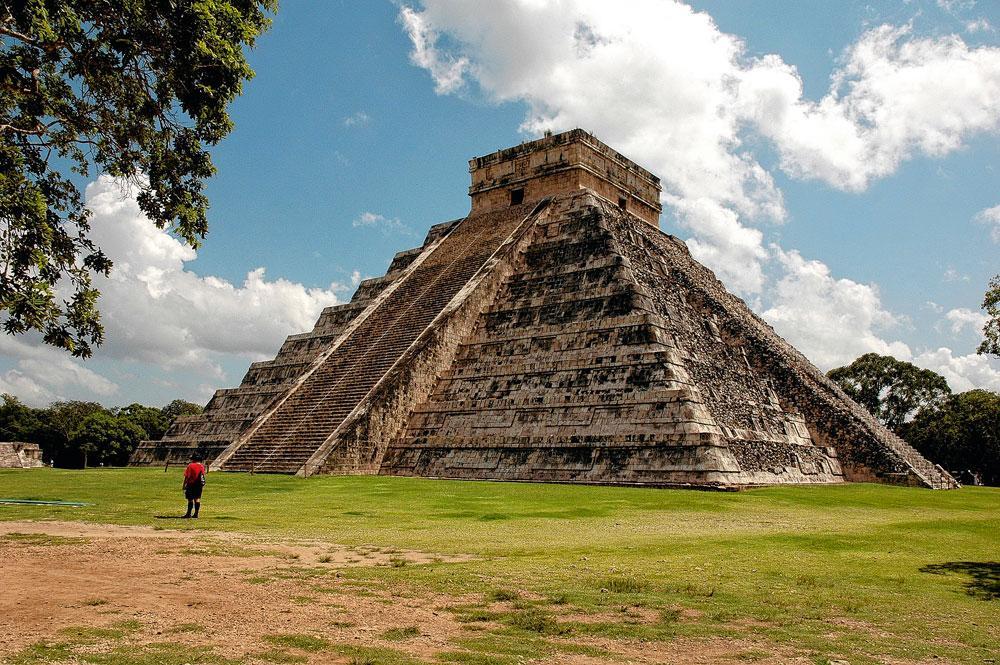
[0,442,44,469]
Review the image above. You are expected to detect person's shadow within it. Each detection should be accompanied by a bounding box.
[921,562,1000,600]
[153,515,192,520]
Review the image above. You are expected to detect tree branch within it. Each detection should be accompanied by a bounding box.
[0,122,45,136]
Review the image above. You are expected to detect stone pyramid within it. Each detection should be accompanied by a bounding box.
[130,130,956,489]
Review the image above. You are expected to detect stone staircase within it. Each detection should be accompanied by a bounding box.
[218,203,537,474]
[886,435,959,489]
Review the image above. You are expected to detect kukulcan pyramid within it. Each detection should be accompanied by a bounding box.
[130,130,957,489]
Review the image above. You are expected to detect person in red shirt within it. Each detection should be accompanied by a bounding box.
[182,453,207,518]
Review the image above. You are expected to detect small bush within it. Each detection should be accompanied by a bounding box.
[456,609,497,623]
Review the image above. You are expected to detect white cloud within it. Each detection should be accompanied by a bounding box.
[353,211,413,236]
[973,203,1000,242]
[400,6,470,94]
[966,18,993,33]
[760,248,912,370]
[0,336,118,406]
[741,25,1000,191]
[0,176,349,406]
[669,196,768,294]
[937,0,976,13]
[399,1,1000,300]
[85,177,346,372]
[913,347,1000,392]
[944,307,989,335]
[343,111,371,128]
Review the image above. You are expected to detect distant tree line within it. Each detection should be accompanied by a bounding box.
[0,396,202,468]
[828,353,999,486]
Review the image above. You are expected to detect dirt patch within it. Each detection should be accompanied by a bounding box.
[0,520,845,664]
[0,520,470,567]
[0,520,469,661]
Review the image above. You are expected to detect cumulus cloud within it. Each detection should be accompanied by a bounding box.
[913,347,1000,392]
[0,176,348,406]
[0,335,119,406]
[743,25,1000,190]
[974,203,1000,242]
[399,0,1000,300]
[400,6,470,94]
[85,177,346,371]
[937,0,977,13]
[761,248,912,370]
[944,307,989,335]
[669,196,768,294]
[758,253,1000,391]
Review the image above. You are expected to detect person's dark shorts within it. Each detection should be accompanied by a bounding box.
[185,485,203,500]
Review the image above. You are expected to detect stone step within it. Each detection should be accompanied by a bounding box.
[222,204,536,473]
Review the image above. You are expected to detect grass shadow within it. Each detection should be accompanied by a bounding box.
[920,561,1000,600]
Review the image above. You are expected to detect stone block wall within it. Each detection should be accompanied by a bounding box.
[608,202,956,489]
[469,129,662,227]
[0,442,44,468]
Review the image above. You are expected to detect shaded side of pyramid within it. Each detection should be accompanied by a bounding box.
[606,199,957,489]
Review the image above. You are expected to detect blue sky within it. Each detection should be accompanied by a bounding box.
[1,0,997,407]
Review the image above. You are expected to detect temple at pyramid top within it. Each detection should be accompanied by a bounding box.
[132,130,957,490]
[469,129,663,226]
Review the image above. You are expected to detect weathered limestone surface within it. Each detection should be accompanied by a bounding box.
[208,202,545,474]
[380,193,846,487]
[129,220,461,467]
[130,129,956,489]
[0,442,43,468]
[470,129,662,227]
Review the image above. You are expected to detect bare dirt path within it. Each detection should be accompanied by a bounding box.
[0,520,820,664]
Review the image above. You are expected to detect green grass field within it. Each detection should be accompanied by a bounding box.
[1,468,997,664]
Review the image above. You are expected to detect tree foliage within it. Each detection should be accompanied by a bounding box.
[0,393,200,467]
[827,353,952,432]
[0,0,276,356]
[978,274,1000,358]
[71,409,146,467]
[901,389,1000,486]
[118,402,170,440]
[161,398,203,420]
